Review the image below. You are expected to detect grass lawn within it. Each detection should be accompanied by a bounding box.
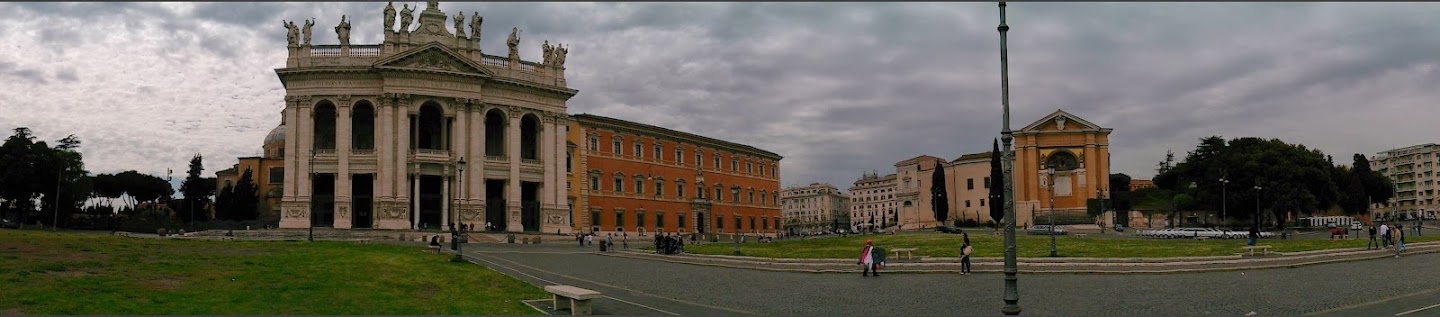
[679,232,1440,259]
[0,230,547,315]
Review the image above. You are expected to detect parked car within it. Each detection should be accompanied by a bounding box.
[1113,224,1125,232]
[1026,225,1068,235]
[1350,222,1364,231]
[936,226,963,234]
[0,219,17,229]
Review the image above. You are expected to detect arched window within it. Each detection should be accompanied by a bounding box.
[313,101,337,150]
[351,101,374,150]
[484,109,506,156]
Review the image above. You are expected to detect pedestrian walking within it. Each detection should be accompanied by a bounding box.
[623,232,629,249]
[1367,224,1378,250]
[1396,225,1407,255]
[1380,223,1390,249]
[606,234,615,252]
[585,233,593,247]
[858,239,885,277]
[960,233,973,275]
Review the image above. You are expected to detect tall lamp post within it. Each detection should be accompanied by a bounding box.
[53,166,64,231]
[1097,188,1106,232]
[1047,167,1056,257]
[1250,185,1261,245]
[997,1,1021,314]
[309,151,315,242]
[452,158,466,262]
[1220,178,1229,223]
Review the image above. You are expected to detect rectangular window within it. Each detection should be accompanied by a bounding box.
[590,175,599,190]
[656,180,664,196]
[747,162,753,174]
[980,199,986,207]
[968,178,975,190]
[588,136,597,151]
[654,144,662,159]
[636,179,644,194]
[634,143,642,158]
[677,183,686,198]
[695,153,702,166]
[984,177,991,189]
[614,177,623,192]
[637,211,646,228]
[732,158,738,171]
[735,216,742,231]
[656,212,665,229]
[613,139,622,154]
[717,216,724,229]
[965,200,971,208]
[591,209,601,230]
[678,213,687,230]
[763,217,769,230]
[566,152,573,173]
[269,167,284,184]
[676,148,684,164]
[732,188,740,202]
[750,216,756,230]
[616,210,625,228]
[760,164,766,176]
[714,155,721,169]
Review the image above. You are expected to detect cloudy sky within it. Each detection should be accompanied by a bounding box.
[2,2,1437,194]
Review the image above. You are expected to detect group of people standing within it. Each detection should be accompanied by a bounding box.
[857,232,975,277]
[1367,222,1409,256]
[575,232,629,252]
[656,233,685,255]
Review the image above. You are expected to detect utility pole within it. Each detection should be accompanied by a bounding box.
[53,166,63,231]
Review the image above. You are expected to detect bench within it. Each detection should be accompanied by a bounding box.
[544,285,603,315]
[1074,233,1088,238]
[892,248,918,260]
[355,238,371,244]
[1242,245,1272,256]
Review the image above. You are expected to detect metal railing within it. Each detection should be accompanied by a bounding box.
[485,155,507,163]
[350,149,375,155]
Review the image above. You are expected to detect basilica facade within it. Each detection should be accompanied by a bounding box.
[273,2,576,233]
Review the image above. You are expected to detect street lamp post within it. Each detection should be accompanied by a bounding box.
[1098,188,1106,232]
[997,1,1021,315]
[1220,178,1228,223]
[53,166,64,231]
[309,151,315,242]
[452,158,466,262]
[1251,185,1261,245]
[1047,167,1056,257]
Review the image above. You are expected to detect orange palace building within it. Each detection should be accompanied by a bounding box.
[567,114,783,237]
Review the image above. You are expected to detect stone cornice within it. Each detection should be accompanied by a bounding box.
[573,113,781,161]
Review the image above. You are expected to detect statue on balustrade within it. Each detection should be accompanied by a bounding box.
[427,1,438,10]
[555,44,568,67]
[302,18,314,45]
[335,15,352,46]
[470,12,482,42]
[507,27,521,60]
[384,2,396,32]
[283,20,298,46]
[454,11,466,38]
[400,4,414,33]
[541,40,553,65]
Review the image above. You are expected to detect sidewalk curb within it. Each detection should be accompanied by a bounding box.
[599,246,1440,275]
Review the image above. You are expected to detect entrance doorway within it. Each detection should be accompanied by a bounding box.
[312,174,335,227]
[485,179,507,231]
[418,175,442,229]
[351,174,373,228]
[521,182,540,231]
[696,212,706,234]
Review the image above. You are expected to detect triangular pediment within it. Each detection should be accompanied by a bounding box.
[1020,109,1103,132]
[373,42,492,77]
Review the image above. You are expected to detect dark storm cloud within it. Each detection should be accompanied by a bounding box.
[1,1,1435,191]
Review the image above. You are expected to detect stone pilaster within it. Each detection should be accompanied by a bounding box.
[335,100,352,229]
[507,109,523,232]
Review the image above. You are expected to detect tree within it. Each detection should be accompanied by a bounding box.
[1132,187,1174,228]
[1159,136,1343,229]
[930,161,949,224]
[0,128,88,227]
[179,154,216,223]
[220,168,260,221]
[1352,154,1394,206]
[988,139,1004,226]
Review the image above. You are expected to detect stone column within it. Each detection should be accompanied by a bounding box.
[397,100,412,227]
[279,101,305,229]
[412,173,420,230]
[507,110,523,232]
[469,103,483,200]
[335,103,352,228]
[453,101,469,201]
[540,114,557,233]
[298,102,314,210]
[443,173,451,231]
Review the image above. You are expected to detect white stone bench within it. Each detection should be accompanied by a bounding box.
[892,248,918,260]
[355,238,371,244]
[545,285,602,315]
[1242,245,1272,256]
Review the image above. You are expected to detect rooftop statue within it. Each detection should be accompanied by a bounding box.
[302,18,314,45]
[542,40,553,65]
[399,4,414,32]
[335,15,352,46]
[283,20,298,46]
[427,1,438,10]
[454,11,466,38]
[470,12,482,41]
[384,2,396,32]
[507,27,521,60]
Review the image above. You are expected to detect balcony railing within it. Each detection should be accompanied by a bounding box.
[486,155,507,163]
[351,45,380,56]
[311,45,341,57]
[313,149,336,155]
[481,55,508,67]
[413,149,449,156]
[521,158,541,165]
[350,148,375,155]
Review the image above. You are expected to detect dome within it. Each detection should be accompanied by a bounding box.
[264,124,286,146]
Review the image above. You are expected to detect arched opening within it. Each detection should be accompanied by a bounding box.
[520,114,540,160]
[484,109,506,157]
[351,101,375,150]
[1046,151,1080,171]
[415,103,444,150]
[313,101,336,150]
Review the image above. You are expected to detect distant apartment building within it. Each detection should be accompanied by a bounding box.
[849,172,897,231]
[780,183,850,234]
[1129,179,1155,191]
[1371,143,1439,220]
